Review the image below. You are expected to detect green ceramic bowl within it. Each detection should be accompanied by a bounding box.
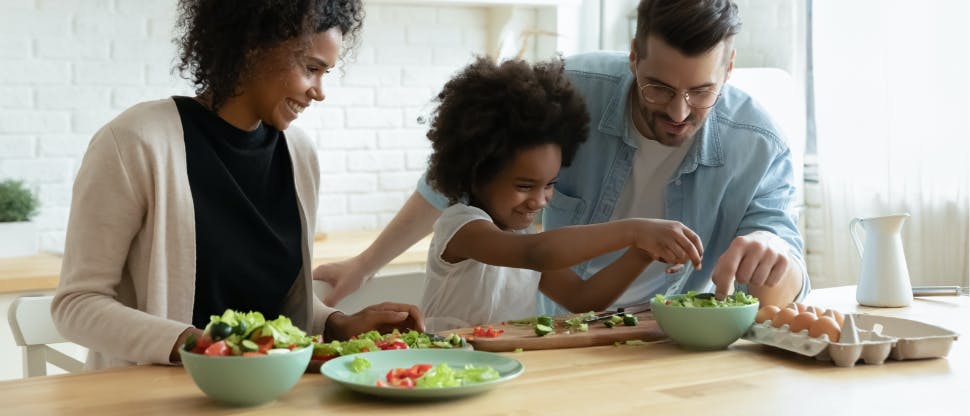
[651,296,759,350]
[180,346,311,406]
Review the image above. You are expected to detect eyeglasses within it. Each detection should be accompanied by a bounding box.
[637,82,721,109]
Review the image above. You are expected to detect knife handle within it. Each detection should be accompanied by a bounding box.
[912,286,964,296]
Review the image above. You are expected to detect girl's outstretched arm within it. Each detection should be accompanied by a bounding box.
[444,217,701,271]
[537,247,653,313]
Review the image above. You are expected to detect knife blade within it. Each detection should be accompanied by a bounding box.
[583,302,652,323]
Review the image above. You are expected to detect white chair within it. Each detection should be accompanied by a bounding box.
[7,295,84,377]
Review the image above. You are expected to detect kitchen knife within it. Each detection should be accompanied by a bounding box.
[583,302,652,323]
[912,286,969,297]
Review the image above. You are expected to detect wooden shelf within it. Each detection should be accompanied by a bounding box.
[0,231,430,294]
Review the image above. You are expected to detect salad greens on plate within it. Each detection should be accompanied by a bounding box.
[321,349,524,399]
[312,329,465,362]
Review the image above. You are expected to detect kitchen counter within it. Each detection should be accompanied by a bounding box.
[0,230,431,294]
[0,286,965,414]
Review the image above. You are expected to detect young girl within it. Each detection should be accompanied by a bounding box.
[420,57,704,331]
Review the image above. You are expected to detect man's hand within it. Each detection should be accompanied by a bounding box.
[711,231,801,305]
[324,302,426,341]
[313,258,373,306]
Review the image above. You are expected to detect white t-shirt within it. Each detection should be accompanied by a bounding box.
[598,112,694,307]
[421,204,541,332]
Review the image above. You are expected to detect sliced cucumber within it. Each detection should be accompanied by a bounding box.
[241,339,258,352]
[534,324,553,336]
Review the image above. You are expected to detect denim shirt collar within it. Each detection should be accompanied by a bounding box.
[597,71,727,182]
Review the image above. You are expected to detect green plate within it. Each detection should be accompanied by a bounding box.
[320,349,524,400]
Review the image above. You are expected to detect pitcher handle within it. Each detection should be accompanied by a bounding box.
[849,217,865,258]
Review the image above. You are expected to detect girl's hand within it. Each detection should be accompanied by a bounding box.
[632,219,704,269]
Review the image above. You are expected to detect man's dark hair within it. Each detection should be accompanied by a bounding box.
[633,0,741,59]
[175,0,364,110]
[425,57,590,205]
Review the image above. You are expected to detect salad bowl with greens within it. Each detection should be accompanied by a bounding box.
[651,291,759,350]
[179,310,313,406]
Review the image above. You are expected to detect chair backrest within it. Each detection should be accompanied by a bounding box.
[7,295,84,377]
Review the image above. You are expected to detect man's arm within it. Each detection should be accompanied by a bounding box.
[314,190,442,305]
[711,146,809,307]
[315,171,452,305]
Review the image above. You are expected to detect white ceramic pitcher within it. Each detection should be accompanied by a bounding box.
[850,213,913,307]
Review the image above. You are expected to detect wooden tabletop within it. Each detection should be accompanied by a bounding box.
[0,286,965,415]
[0,230,432,294]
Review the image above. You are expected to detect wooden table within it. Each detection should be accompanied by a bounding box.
[0,286,965,415]
[0,231,431,294]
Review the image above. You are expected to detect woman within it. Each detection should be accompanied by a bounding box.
[52,0,423,371]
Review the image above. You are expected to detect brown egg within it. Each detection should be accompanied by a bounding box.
[809,316,841,342]
[756,305,781,324]
[787,302,807,314]
[803,306,819,316]
[825,309,845,328]
[789,312,818,333]
[772,307,799,328]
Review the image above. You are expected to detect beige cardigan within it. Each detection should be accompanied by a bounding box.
[52,98,336,370]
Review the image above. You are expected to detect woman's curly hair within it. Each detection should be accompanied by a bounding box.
[425,57,590,205]
[174,0,363,111]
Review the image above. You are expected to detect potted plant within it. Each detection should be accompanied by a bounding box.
[0,179,40,258]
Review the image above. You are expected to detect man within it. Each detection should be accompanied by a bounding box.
[316,0,808,311]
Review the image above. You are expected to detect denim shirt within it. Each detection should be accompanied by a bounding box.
[417,51,810,315]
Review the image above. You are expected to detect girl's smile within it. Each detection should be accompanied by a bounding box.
[475,144,562,231]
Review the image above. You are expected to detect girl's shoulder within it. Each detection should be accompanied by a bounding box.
[434,204,492,234]
[440,203,491,222]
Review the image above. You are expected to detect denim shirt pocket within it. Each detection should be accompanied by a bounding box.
[544,188,586,230]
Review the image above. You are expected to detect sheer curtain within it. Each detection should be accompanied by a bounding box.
[811,0,970,288]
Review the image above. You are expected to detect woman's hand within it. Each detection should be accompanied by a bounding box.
[324,302,426,341]
[312,258,373,306]
[170,327,204,363]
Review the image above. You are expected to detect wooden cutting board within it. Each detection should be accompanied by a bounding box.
[450,311,667,352]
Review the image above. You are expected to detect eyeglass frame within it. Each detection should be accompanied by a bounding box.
[635,79,723,110]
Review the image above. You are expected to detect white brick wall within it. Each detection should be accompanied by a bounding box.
[1,0,810,256]
[0,0,519,252]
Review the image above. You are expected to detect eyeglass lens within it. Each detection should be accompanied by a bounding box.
[641,85,719,109]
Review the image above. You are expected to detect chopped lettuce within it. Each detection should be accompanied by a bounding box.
[254,315,312,348]
[653,291,758,308]
[349,356,371,373]
[414,364,500,388]
[195,309,313,355]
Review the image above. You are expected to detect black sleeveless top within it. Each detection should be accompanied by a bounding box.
[174,96,302,329]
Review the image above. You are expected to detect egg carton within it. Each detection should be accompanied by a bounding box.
[742,313,958,367]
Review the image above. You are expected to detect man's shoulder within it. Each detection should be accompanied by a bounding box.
[712,85,788,150]
[564,51,630,82]
[563,51,631,120]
